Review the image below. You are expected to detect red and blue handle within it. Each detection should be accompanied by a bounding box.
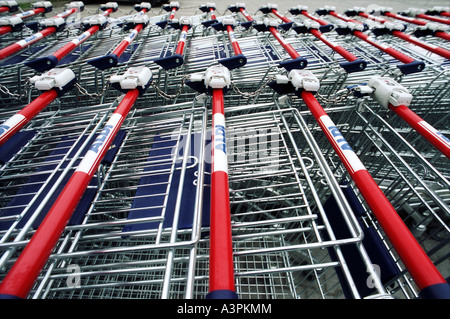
[88,8,149,70]
[0,7,46,35]
[206,88,238,299]
[358,12,450,59]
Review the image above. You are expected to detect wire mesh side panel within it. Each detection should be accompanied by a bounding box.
[193,106,387,299]
[292,74,449,299]
[347,106,449,299]
[9,107,209,299]
[0,100,116,274]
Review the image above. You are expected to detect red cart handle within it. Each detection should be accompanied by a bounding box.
[0,68,76,147]
[202,66,238,299]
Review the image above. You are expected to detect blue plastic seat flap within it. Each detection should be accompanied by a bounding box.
[122,133,210,235]
[0,130,37,164]
[320,182,401,298]
[0,130,126,230]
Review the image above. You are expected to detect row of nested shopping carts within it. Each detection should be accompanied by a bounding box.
[0,0,448,300]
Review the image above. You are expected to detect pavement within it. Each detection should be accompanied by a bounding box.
[56,0,450,19]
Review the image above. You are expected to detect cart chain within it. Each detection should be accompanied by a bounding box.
[231,76,275,98]
[0,78,32,100]
[151,76,189,100]
[315,89,353,104]
[75,82,110,99]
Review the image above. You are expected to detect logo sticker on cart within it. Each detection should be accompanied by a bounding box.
[72,32,89,46]
[320,115,366,173]
[90,125,113,154]
[125,30,138,43]
[58,9,74,18]
[229,31,237,43]
[0,114,25,138]
[213,113,228,174]
[0,124,10,137]
[418,120,450,146]
[179,30,187,42]
[77,113,122,175]
[18,33,42,47]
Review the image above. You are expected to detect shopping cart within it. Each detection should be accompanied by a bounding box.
[0,2,448,300]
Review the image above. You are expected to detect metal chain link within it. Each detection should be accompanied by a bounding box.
[231,76,275,98]
[151,76,189,100]
[75,82,110,99]
[0,78,31,100]
[315,89,353,104]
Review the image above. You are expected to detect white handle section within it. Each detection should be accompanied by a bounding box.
[368,76,413,108]
[30,68,76,91]
[212,113,228,174]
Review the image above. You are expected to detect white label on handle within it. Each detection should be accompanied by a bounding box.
[17,32,44,47]
[410,36,438,49]
[229,30,237,43]
[125,29,139,43]
[18,11,33,18]
[58,9,77,18]
[319,115,366,173]
[319,34,338,48]
[179,30,187,42]
[366,36,389,50]
[0,114,26,138]
[76,113,122,175]
[71,31,90,46]
[212,113,228,174]
[242,9,250,18]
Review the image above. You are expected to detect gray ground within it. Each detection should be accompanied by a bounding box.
[57,0,450,19]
